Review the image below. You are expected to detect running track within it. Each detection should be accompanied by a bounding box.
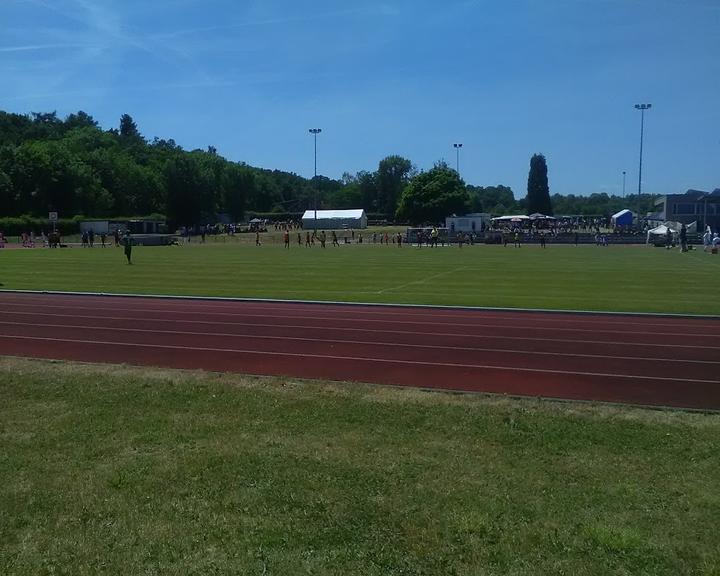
[1,292,719,410]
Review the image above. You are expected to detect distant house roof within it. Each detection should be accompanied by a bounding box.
[301,209,365,220]
[697,189,720,203]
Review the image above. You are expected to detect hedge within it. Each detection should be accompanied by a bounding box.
[0,214,167,236]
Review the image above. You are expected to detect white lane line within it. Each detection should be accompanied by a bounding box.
[4,319,718,366]
[2,310,718,351]
[1,303,717,338]
[3,289,719,319]
[5,296,718,330]
[2,333,719,385]
[6,294,720,329]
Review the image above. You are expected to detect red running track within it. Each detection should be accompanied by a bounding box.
[1,292,719,410]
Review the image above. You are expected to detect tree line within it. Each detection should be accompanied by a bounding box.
[0,110,658,226]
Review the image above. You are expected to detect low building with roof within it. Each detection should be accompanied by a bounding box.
[301,209,367,230]
[653,189,720,230]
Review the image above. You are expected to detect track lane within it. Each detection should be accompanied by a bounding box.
[2,294,720,331]
[4,323,719,381]
[1,311,718,363]
[1,293,719,409]
[2,333,718,410]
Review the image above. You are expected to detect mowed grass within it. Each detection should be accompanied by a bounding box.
[1,357,719,575]
[1,240,719,314]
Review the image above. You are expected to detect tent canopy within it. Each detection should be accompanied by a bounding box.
[528,213,556,220]
[302,209,365,220]
[491,214,529,221]
[647,224,675,236]
[611,209,634,227]
[301,209,367,230]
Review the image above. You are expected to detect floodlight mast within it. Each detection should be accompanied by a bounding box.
[453,143,463,176]
[634,103,652,224]
[309,128,322,230]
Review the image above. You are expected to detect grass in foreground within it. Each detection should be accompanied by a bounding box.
[1,357,719,575]
[1,241,719,314]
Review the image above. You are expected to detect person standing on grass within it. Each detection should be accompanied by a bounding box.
[122,230,133,264]
[320,230,327,248]
[305,231,311,247]
[514,230,521,248]
[540,231,546,248]
[679,224,688,253]
[114,228,120,247]
[332,231,339,247]
[283,228,290,249]
[297,232,302,246]
[574,231,579,246]
[88,228,95,248]
[255,230,261,246]
[100,232,107,248]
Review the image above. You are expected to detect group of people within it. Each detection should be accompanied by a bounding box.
[80,229,110,248]
[702,227,720,252]
[276,229,407,248]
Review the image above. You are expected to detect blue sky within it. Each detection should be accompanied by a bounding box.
[1,0,719,198]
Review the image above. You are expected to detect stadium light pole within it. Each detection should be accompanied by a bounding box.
[622,170,626,199]
[309,128,322,230]
[634,103,652,225]
[453,143,463,176]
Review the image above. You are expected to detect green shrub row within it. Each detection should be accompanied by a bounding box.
[0,214,167,236]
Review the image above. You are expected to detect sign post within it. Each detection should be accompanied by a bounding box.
[49,211,58,234]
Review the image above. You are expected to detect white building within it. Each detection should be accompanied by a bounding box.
[302,209,367,230]
[445,213,491,234]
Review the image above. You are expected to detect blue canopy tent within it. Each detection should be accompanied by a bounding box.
[611,209,633,227]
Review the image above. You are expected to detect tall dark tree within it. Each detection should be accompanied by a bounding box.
[377,155,414,217]
[119,114,141,140]
[526,153,553,215]
[221,163,254,221]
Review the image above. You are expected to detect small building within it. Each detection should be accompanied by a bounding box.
[445,213,491,234]
[654,189,720,231]
[302,209,367,230]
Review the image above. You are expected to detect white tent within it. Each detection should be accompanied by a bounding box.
[528,213,556,220]
[491,215,530,222]
[646,224,676,244]
[302,209,367,230]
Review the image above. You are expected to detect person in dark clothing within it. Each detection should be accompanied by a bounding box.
[679,224,688,252]
[122,230,133,264]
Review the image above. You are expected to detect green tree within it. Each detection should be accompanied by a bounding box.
[396,162,469,224]
[164,155,209,226]
[526,153,553,215]
[221,163,254,221]
[119,114,139,138]
[377,155,414,217]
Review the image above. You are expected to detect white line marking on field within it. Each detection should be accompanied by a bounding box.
[3,319,718,365]
[2,334,719,384]
[377,266,469,294]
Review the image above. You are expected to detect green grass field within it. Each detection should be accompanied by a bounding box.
[1,358,718,575]
[1,239,718,314]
